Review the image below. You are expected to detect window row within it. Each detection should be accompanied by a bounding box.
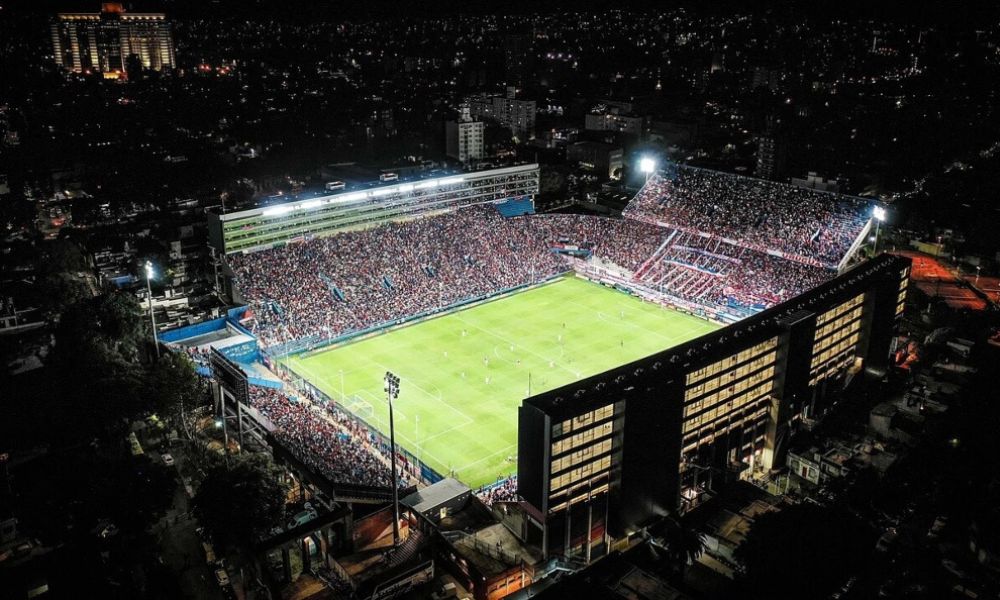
[549,455,612,495]
[813,306,863,344]
[551,403,615,438]
[685,337,778,386]
[815,293,865,327]
[551,438,613,477]
[550,419,614,456]
[682,382,773,434]
[685,354,776,403]
[684,365,775,416]
[811,330,861,370]
[812,319,862,358]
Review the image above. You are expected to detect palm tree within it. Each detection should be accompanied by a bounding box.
[656,515,706,579]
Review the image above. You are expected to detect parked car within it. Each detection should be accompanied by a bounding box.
[215,568,230,587]
[286,509,317,530]
[161,453,175,467]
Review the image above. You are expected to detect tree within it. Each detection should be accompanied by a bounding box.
[657,516,706,580]
[46,293,149,441]
[734,504,874,600]
[55,292,145,363]
[37,238,87,275]
[145,352,207,421]
[192,453,288,555]
[34,272,90,319]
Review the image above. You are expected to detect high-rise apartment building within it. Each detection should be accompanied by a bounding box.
[446,108,485,164]
[51,3,175,78]
[466,87,536,140]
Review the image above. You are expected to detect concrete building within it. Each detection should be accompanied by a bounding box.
[467,88,536,140]
[51,3,175,78]
[446,108,485,164]
[584,103,644,137]
[403,479,541,600]
[790,172,846,193]
[566,141,623,180]
[516,254,911,560]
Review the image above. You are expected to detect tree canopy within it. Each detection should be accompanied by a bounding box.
[735,503,874,600]
[192,453,288,555]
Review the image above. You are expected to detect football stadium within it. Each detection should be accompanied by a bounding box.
[195,162,909,558]
[283,275,719,488]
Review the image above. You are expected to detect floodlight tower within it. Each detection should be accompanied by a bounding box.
[873,206,887,256]
[639,157,656,184]
[384,371,401,547]
[145,261,160,358]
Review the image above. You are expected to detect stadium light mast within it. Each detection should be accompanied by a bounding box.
[144,261,160,358]
[872,206,887,256]
[384,371,401,547]
[639,157,656,184]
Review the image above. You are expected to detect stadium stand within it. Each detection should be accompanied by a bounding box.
[230,205,565,349]
[228,166,869,352]
[623,167,870,268]
[247,386,409,488]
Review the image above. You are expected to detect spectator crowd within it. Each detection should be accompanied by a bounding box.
[230,205,566,348]
[247,386,408,488]
[637,231,831,310]
[623,167,871,267]
[476,476,518,506]
[231,172,865,349]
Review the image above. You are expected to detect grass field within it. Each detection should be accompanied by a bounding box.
[283,275,720,488]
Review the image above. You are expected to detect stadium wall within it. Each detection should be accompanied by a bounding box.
[517,253,911,559]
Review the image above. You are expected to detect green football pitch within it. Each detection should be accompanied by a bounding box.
[282,275,720,489]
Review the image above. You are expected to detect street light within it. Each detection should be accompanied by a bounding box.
[872,206,886,256]
[384,371,401,547]
[144,261,160,358]
[639,157,656,183]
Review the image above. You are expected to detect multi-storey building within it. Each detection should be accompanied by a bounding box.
[466,88,536,140]
[584,103,644,137]
[517,254,910,560]
[51,3,175,77]
[446,109,485,164]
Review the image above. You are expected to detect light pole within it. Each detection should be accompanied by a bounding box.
[639,157,656,184]
[145,261,160,358]
[384,371,401,547]
[872,206,886,256]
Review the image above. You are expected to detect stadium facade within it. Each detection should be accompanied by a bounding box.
[208,164,540,256]
[516,253,909,559]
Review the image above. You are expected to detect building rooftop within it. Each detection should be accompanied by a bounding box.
[450,522,541,577]
[401,478,470,515]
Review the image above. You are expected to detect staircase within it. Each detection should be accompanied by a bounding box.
[386,529,424,569]
[633,229,677,281]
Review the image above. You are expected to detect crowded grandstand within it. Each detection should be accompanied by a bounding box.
[211,164,872,496]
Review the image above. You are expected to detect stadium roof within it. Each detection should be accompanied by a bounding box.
[213,163,540,223]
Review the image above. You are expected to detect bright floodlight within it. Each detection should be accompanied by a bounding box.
[639,157,656,174]
[144,260,155,280]
[873,206,887,222]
